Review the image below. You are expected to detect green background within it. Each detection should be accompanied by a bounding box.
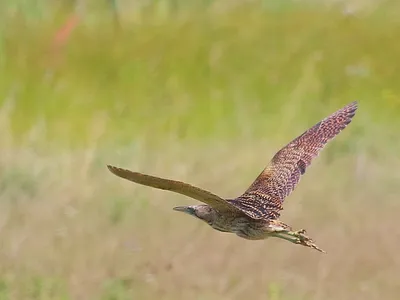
[0,0,399,299]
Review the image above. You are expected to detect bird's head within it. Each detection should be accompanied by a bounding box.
[173,204,217,225]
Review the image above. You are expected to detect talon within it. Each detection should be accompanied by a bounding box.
[288,229,308,238]
[293,231,326,253]
[296,229,307,235]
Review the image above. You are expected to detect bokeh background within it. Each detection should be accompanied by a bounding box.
[1,0,400,299]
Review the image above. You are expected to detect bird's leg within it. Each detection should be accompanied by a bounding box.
[270,232,301,244]
[267,221,326,253]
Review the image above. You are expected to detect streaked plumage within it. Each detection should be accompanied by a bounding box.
[108,101,358,253]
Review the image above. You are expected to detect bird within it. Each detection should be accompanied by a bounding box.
[107,101,358,253]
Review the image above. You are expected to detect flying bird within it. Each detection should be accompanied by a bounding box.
[107,101,358,253]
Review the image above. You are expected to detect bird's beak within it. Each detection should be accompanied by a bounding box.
[173,206,194,215]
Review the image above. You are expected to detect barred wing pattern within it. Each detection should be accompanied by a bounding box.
[229,102,358,220]
[107,165,241,213]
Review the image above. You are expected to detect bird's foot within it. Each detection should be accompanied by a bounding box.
[288,229,326,253]
[268,221,326,253]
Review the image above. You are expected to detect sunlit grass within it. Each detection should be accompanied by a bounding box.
[0,1,400,299]
[1,0,400,147]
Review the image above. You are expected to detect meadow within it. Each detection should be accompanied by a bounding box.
[1,0,400,299]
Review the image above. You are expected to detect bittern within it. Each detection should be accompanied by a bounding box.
[107,101,358,253]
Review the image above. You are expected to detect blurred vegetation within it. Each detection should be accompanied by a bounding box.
[0,0,400,299]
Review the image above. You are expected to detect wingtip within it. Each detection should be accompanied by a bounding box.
[345,100,358,109]
[107,164,119,174]
[348,100,359,112]
[341,101,358,123]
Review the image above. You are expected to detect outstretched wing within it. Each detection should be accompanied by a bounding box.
[107,165,240,213]
[229,101,358,220]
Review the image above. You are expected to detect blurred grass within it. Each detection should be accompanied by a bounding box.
[1,0,400,147]
[0,0,400,299]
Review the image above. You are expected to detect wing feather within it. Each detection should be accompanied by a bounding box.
[229,101,358,220]
[107,165,239,213]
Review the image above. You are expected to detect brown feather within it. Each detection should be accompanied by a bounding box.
[107,165,241,213]
[229,101,358,220]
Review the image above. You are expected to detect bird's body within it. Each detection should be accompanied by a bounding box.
[211,216,275,240]
[210,215,288,241]
[108,102,358,253]
[175,204,269,239]
[174,203,306,245]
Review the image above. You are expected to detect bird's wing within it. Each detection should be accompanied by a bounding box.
[107,165,240,213]
[229,101,358,220]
